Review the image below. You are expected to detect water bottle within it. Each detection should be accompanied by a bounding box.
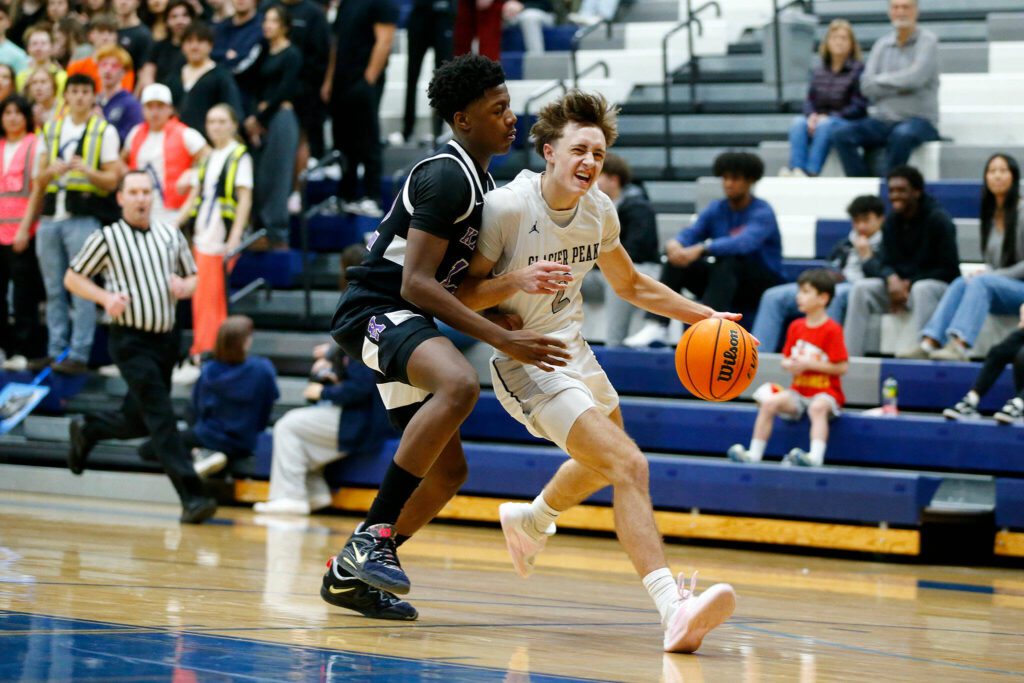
[881,377,899,415]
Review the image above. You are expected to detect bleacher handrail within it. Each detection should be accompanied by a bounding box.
[570,20,614,88]
[225,228,272,307]
[770,0,815,110]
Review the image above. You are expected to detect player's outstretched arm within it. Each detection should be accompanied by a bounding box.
[456,252,572,311]
[597,244,741,325]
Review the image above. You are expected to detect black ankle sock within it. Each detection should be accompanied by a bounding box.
[363,462,422,527]
[395,534,411,547]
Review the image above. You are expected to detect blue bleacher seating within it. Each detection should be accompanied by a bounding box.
[0,371,87,413]
[815,219,849,259]
[995,478,1024,529]
[780,258,829,282]
[879,359,1018,412]
[229,250,304,289]
[289,213,377,252]
[882,181,980,219]
[501,52,524,81]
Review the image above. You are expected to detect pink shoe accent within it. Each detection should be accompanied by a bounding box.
[663,572,737,653]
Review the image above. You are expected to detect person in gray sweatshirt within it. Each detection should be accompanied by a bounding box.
[831,0,939,177]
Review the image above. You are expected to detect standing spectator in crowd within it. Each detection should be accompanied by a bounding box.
[25,65,62,126]
[393,0,453,147]
[114,0,153,75]
[0,4,29,73]
[137,0,193,89]
[625,152,783,348]
[901,154,1024,360]
[781,19,865,177]
[16,25,66,95]
[254,344,391,515]
[243,4,298,249]
[124,83,207,225]
[322,0,396,218]
[208,0,233,24]
[262,0,329,162]
[596,152,660,347]
[167,22,242,133]
[180,103,252,359]
[11,1,45,51]
[21,73,120,374]
[0,94,45,370]
[82,0,112,21]
[728,269,849,467]
[944,303,1024,424]
[45,0,77,26]
[0,63,16,101]
[753,195,885,352]
[141,0,169,40]
[453,0,501,61]
[212,0,261,108]
[184,315,278,477]
[844,165,959,356]
[53,17,88,67]
[831,0,939,177]
[502,0,553,54]
[96,45,142,141]
[67,14,135,92]
[63,170,218,524]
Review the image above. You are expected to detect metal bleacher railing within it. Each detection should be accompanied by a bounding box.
[770,0,815,109]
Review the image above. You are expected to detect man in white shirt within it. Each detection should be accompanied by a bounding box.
[458,91,739,654]
[124,83,208,226]
[21,73,121,375]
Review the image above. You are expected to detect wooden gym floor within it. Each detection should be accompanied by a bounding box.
[0,491,1022,682]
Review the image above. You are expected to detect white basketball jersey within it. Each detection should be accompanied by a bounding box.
[477,170,621,348]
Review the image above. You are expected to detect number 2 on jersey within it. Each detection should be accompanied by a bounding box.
[552,289,570,314]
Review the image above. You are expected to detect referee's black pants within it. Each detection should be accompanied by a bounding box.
[83,326,201,500]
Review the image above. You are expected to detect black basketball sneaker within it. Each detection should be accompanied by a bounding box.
[321,556,418,620]
[336,523,410,595]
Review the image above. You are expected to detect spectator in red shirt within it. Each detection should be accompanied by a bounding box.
[727,269,850,467]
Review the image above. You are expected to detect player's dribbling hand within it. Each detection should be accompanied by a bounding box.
[709,311,760,346]
[498,330,571,372]
[515,260,572,295]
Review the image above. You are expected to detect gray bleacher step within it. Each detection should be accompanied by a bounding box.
[617,113,792,146]
[937,43,989,73]
[0,463,180,505]
[607,146,758,181]
[621,0,678,22]
[815,0,1021,23]
[987,12,1024,41]
[645,180,697,213]
[523,53,574,80]
[925,476,996,515]
[836,20,989,45]
[229,289,339,329]
[623,83,804,114]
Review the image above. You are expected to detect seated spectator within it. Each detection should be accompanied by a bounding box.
[179,103,252,360]
[944,303,1024,424]
[596,152,660,347]
[624,152,783,348]
[96,44,142,141]
[0,94,45,370]
[568,0,620,26]
[137,0,195,91]
[831,0,939,177]
[114,0,154,75]
[184,315,279,477]
[0,63,15,101]
[124,83,208,225]
[728,269,849,467]
[0,4,29,73]
[253,344,392,515]
[502,0,553,54]
[753,194,884,352]
[901,154,1024,360]
[25,65,63,127]
[844,165,960,356]
[781,19,866,177]
[453,0,501,61]
[67,14,135,92]
[16,24,67,96]
[167,21,242,134]
[242,5,299,249]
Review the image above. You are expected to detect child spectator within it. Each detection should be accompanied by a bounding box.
[943,303,1024,425]
[781,19,866,177]
[187,315,279,476]
[728,269,850,467]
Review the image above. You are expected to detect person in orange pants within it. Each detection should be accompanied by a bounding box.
[178,103,253,364]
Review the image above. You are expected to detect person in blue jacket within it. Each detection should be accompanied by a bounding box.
[624,152,784,348]
[253,342,396,515]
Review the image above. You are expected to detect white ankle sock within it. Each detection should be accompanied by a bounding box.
[808,440,826,466]
[747,438,767,461]
[965,390,980,407]
[921,338,938,351]
[642,567,679,626]
[528,493,560,536]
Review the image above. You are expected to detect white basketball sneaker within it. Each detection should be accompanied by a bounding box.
[663,572,737,653]
[499,502,556,578]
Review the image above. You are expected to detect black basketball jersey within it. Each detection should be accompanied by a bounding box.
[337,140,495,328]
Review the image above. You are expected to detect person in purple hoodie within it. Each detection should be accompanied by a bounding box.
[187,315,279,476]
[781,19,866,177]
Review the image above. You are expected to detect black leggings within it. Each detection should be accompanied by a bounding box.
[972,328,1024,399]
[645,255,782,324]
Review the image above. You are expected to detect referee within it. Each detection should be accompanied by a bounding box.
[62,170,217,524]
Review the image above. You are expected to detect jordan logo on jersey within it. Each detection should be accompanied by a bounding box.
[529,222,539,234]
[460,227,479,249]
[367,316,386,341]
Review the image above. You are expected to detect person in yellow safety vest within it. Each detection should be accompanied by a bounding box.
[177,102,252,366]
[19,72,121,376]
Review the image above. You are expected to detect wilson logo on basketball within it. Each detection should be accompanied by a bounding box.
[716,329,740,383]
[675,318,758,402]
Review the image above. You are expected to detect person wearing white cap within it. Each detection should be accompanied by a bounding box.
[123,82,209,227]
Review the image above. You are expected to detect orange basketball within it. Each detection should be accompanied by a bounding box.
[675,318,758,402]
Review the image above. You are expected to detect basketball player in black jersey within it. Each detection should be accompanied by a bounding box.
[321,55,572,618]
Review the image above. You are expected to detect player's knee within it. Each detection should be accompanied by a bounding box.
[613,449,649,487]
[436,371,480,414]
[438,457,469,491]
[808,400,830,419]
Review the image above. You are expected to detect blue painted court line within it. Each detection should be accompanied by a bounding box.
[917,580,997,595]
[0,611,615,683]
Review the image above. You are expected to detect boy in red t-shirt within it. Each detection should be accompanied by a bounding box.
[728,269,849,466]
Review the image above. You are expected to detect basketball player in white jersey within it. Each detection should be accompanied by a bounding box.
[456,91,739,653]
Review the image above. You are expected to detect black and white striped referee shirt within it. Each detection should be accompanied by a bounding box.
[70,218,197,334]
